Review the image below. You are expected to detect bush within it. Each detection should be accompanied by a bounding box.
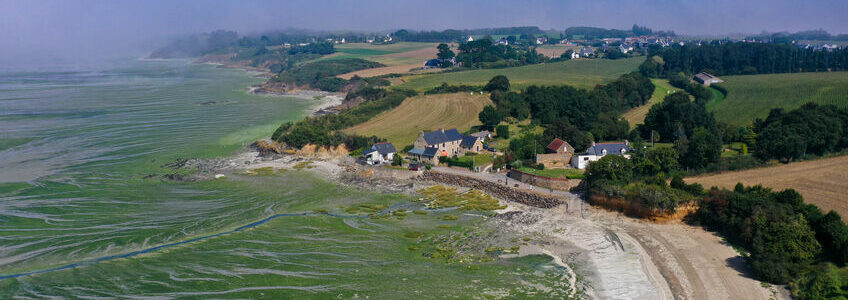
[483,75,510,92]
[496,124,510,139]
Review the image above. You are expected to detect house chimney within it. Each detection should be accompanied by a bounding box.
[625,139,629,145]
[440,128,444,133]
[591,141,596,147]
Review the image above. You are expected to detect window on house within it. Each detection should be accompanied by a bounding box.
[583,157,589,161]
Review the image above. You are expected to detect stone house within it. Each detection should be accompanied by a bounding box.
[535,138,575,169]
[459,136,483,155]
[693,72,724,86]
[412,128,464,157]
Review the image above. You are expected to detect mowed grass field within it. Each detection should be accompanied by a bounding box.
[709,72,848,125]
[622,79,682,125]
[325,42,440,79]
[396,57,644,91]
[343,92,492,147]
[686,155,848,222]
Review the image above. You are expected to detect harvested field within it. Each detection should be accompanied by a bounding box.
[535,45,577,58]
[343,92,491,147]
[622,79,682,125]
[332,43,441,79]
[687,155,848,221]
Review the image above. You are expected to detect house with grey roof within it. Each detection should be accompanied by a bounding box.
[362,142,396,165]
[412,128,464,157]
[571,141,633,169]
[460,135,483,154]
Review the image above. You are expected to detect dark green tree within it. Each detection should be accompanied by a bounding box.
[478,105,503,129]
[679,127,722,169]
[483,75,510,92]
[496,124,510,139]
[585,155,634,184]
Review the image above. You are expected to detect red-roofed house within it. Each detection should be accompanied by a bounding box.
[535,138,575,169]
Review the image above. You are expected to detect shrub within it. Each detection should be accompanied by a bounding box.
[496,124,510,139]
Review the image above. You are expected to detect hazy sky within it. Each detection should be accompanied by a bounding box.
[1,0,846,65]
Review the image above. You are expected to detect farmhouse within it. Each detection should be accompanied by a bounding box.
[412,128,464,157]
[570,51,581,59]
[496,38,509,46]
[535,138,575,169]
[694,72,724,86]
[580,47,595,58]
[571,141,633,169]
[362,142,397,165]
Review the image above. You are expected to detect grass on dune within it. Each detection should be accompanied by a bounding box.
[343,92,492,148]
[396,57,643,91]
[708,72,848,125]
[621,79,682,125]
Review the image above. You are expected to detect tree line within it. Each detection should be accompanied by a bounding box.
[640,42,848,77]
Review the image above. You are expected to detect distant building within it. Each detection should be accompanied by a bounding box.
[693,72,724,86]
[572,141,633,169]
[496,38,509,46]
[580,47,595,58]
[362,142,396,165]
[424,59,441,69]
[619,44,634,54]
[535,138,575,169]
[536,37,548,45]
[570,51,581,59]
[466,36,474,42]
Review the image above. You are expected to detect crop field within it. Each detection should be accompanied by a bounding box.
[328,42,440,79]
[535,45,577,58]
[343,92,492,147]
[395,57,643,91]
[708,72,848,125]
[621,79,681,125]
[686,155,848,222]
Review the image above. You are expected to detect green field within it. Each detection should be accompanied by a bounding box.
[708,72,848,125]
[622,79,682,125]
[396,57,643,91]
[317,42,436,63]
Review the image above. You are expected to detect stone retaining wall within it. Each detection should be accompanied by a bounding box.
[507,169,581,191]
[418,171,563,209]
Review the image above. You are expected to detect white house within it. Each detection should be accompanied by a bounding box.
[362,142,396,165]
[571,141,633,169]
[570,51,581,59]
[466,36,474,42]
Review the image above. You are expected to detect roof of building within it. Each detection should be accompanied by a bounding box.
[425,59,441,67]
[409,147,438,157]
[372,142,396,155]
[694,72,721,82]
[546,138,572,153]
[460,136,479,148]
[582,142,633,156]
[470,130,491,138]
[421,129,463,145]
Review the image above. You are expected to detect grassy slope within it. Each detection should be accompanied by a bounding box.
[621,79,681,125]
[396,57,643,91]
[686,155,848,222]
[708,72,848,125]
[343,92,492,148]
